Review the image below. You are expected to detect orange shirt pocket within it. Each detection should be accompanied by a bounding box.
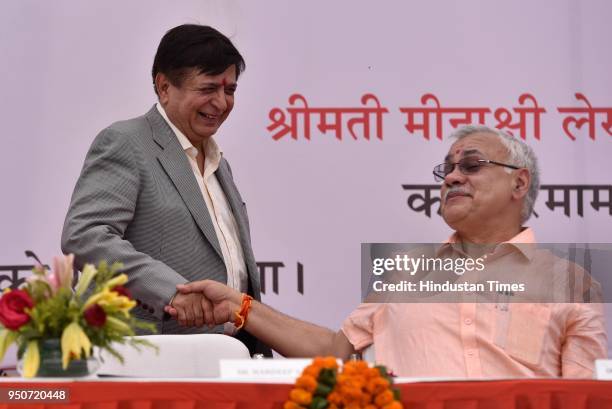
[500,304,551,366]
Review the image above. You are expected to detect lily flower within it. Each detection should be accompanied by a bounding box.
[103,274,129,291]
[50,254,75,292]
[84,287,136,316]
[61,322,91,369]
[74,263,97,298]
[26,254,75,296]
[22,340,40,378]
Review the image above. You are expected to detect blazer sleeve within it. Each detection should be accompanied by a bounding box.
[61,127,185,319]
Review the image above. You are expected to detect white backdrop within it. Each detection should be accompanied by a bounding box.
[1,0,611,366]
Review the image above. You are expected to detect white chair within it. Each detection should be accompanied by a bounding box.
[96,334,250,378]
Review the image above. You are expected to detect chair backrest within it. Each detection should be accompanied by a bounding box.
[96,334,250,378]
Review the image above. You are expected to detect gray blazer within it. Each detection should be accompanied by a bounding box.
[62,106,268,354]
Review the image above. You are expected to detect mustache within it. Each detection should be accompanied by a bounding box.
[442,186,471,202]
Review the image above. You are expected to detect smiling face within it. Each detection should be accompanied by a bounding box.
[440,132,520,235]
[156,65,237,147]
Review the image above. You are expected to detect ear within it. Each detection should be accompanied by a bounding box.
[155,73,171,105]
[511,168,531,200]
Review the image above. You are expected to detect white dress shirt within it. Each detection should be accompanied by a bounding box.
[157,103,248,333]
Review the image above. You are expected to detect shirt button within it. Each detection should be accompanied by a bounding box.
[466,350,475,357]
[464,318,472,325]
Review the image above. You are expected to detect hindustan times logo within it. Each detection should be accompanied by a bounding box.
[372,254,485,276]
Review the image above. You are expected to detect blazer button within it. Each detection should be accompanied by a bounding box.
[149,308,155,314]
[142,303,149,310]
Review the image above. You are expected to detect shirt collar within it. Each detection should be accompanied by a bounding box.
[438,227,536,260]
[156,103,222,168]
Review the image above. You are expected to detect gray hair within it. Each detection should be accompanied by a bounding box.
[449,125,540,224]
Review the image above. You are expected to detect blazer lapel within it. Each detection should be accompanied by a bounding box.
[145,106,223,260]
[216,159,261,298]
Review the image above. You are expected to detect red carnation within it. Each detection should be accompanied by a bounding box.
[111,285,132,300]
[0,289,34,330]
[84,304,107,328]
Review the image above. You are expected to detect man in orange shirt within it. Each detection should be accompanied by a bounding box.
[167,125,607,378]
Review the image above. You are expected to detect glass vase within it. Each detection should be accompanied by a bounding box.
[18,338,98,378]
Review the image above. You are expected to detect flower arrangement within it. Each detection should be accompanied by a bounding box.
[285,357,403,409]
[0,254,155,377]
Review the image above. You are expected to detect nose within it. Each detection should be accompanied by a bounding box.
[444,163,466,186]
[210,87,228,112]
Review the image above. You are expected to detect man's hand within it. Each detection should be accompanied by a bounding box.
[169,292,210,327]
[165,280,242,327]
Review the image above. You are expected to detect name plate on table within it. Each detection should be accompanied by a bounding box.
[219,359,313,379]
[595,359,612,380]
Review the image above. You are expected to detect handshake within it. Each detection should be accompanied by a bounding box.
[163,279,356,360]
[164,280,244,328]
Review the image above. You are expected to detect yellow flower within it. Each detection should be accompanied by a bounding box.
[74,263,97,298]
[61,322,91,369]
[84,288,136,316]
[22,340,40,378]
[103,274,128,290]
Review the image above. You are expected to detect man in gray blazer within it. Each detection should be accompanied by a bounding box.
[62,24,270,355]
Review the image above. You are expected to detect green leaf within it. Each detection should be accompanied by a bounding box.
[375,365,389,377]
[99,344,125,364]
[317,368,337,387]
[309,396,328,409]
[314,383,332,397]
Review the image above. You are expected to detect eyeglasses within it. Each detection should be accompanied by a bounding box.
[433,158,520,182]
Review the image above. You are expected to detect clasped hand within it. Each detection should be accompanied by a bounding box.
[164,280,242,328]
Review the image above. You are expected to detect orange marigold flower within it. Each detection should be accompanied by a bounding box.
[366,377,390,395]
[342,386,363,401]
[283,401,303,409]
[342,365,357,376]
[303,365,321,378]
[343,363,358,375]
[323,356,339,369]
[337,373,350,384]
[374,390,394,407]
[328,405,339,409]
[296,375,317,393]
[382,401,404,409]
[312,357,326,368]
[345,403,362,409]
[327,391,343,406]
[360,392,373,406]
[364,405,378,409]
[355,360,369,371]
[344,360,368,372]
[289,388,312,406]
[353,374,367,386]
[366,367,382,379]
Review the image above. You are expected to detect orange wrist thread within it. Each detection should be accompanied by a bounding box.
[234,294,253,330]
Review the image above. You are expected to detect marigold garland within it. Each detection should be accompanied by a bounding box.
[285,357,403,409]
